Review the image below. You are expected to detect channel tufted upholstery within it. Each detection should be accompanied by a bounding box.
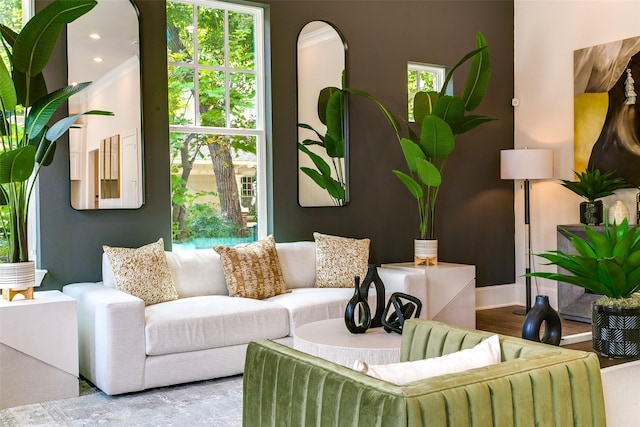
[243,319,606,427]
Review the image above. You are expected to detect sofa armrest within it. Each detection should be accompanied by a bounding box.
[63,282,146,395]
[376,268,427,319]
[243,339,408,427]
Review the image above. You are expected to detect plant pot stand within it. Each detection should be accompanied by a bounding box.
[2,287,33,302]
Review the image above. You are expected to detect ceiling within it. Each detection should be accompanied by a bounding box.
[67,0,139,86]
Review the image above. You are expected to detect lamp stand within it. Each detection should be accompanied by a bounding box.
[514,178,532,315]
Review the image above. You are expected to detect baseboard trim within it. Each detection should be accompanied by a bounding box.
[476,282,558,311]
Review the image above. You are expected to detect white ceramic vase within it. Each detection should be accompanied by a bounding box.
[414,239,438,266]
[0,261,35,290]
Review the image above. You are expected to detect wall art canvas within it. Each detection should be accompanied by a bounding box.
[574,36,640,186]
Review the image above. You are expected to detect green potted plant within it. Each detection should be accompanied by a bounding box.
[346,32,495,263]
[0,0,108,297]
[528,218,640,358]
[560,168,630,226]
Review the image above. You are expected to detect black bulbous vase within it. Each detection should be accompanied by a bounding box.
[521,295,562,346]
[345,276,371,334]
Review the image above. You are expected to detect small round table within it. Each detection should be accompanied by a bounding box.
[293,318,402,367]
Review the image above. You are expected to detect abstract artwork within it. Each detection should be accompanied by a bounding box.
[574,36,640,186]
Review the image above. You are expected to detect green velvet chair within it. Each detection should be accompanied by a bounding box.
[243,319,605,426]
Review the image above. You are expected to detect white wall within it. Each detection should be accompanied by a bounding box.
[512,0,640,308]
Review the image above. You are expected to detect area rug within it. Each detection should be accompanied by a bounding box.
[0,375,243,426]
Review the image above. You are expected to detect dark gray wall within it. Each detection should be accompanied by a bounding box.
[37,0,515,290]
[264,1,515,286]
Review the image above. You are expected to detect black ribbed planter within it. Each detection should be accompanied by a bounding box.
[592,303,640,358]
[580,200,603,225]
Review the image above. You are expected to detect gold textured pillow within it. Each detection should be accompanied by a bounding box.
[103,238,178,306]
[214,235,287,299]
[313,232,370,288]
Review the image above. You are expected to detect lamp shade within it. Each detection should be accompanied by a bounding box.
[501,148,553,180]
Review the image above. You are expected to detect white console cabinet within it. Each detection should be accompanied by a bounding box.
[381,262,476,329]
[0,290,79,409]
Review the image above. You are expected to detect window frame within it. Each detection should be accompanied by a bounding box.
[167,0,268,242]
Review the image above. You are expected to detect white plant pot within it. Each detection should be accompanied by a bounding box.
[0,261,35,290]
[414,239,438,266]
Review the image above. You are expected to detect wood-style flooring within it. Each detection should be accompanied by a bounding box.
[476,305,635,368]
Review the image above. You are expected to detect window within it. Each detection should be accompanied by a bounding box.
[167,0,266,248]
[407,62,446,122]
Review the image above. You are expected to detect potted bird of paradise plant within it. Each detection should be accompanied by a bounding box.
[345,32,495,264]
[0,0,110,299]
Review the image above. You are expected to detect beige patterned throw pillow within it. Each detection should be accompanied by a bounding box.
[314,232,370,288]
[214,235,287,299]
[103,238,179,306]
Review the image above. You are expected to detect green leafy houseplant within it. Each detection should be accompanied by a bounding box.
[346,32,495,239]
[560,168,629,202]
[560,168,630,226]
[527,218,640,302]
[0,0,109,263]
[298,86,346,206]
[527,218,640,357]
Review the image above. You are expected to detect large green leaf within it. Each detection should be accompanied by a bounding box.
[0,146,36,183]
[584,226,613,257]
[298,143,331,177]
[439,45,487,97]
[0,56,16,112]
[432,95,464,129]
[392,170,423,199]
[25,82,91,139]
[528,271,610,296]
[11,69,47,107]
[462,32,491,112]
[317,86,340,126]
[415,158,441,188]
[45,110,112,143]
[12,0,97,76]
[399,138,425,172]
[597,259,627,297]
[413,91,439,127]
[419,115,455,158]
[324,90,344,158]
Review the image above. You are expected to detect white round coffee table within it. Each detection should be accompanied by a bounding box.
[293,318,402,367]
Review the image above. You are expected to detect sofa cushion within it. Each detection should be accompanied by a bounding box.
[266,287,360,332]
[144,295,290,356]
[275,241,316,289]
[354,334,501,385]
[103,238,179,306]
[313,232,370,288]
[164,249,228,297]
[214,235,288,299]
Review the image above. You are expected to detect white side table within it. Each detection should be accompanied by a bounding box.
[382,262,476,329]
[293,318,402,367]
[0,290,79,409]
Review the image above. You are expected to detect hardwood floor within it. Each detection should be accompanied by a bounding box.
[476,305,638,368]
[476,305,591,338]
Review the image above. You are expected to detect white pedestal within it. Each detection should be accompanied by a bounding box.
[0,290,79,409]
[382,262,476,329]
[294,318,402,367]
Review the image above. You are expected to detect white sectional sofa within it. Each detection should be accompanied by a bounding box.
[62,241,426,395]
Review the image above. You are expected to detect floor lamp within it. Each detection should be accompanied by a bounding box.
[501,148,554,314]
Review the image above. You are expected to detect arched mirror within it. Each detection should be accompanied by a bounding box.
[67,0,143,210]
[297,21,348,207]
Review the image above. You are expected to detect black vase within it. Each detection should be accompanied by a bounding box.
[344,276,371,334]
[521,295,562,346]
[580,200,603,225]
[358,264,386,328]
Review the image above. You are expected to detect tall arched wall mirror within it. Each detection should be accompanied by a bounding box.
[297,21,348,207]
[67,0,143,210]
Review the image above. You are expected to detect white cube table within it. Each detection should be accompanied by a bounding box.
[382,262,476,329]
[0,290,79,409]
[293,318,402,367]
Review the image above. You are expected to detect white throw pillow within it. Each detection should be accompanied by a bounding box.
[353,335,501,385]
